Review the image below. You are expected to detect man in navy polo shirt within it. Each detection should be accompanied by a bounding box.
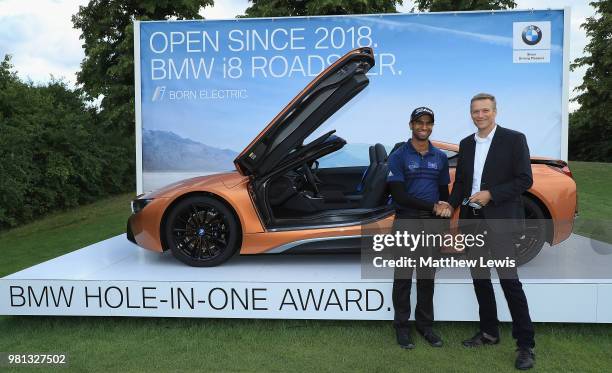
[387,106,451,349]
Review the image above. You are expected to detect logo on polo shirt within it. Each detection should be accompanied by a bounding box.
[427,161,438,169]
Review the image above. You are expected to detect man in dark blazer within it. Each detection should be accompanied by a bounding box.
[447,93,536,370]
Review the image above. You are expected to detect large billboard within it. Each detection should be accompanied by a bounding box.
[135,9,569,193]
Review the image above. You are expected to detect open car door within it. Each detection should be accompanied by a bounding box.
[234,47,375,177]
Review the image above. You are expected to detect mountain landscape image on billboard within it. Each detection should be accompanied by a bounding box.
[142,129,238,172]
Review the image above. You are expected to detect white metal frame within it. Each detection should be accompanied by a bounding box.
[136,8,565,24]
[561,7,571,162]
[134,20,143,194]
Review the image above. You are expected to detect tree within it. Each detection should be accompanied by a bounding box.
[569,0,611,162]
[244,0,403,17]
[71,1,214,193]
[71,0,214,135]
[0,56,116,228]
[413,0,516,11]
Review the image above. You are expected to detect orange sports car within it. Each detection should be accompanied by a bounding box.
[127,47,577,267]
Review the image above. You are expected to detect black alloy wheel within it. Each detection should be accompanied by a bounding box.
[164,196,240,267]
[515,196,548,266]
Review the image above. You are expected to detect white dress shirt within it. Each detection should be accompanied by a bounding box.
[471,124,497,196]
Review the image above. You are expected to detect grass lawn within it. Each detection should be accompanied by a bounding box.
[1,317,611,372]
[1,162,611,372]
[570,161,612,243]
[0,193,134,278]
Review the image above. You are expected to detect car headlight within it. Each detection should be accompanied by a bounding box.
[131,198,153,214]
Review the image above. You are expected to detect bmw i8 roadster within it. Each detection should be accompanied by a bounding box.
[127,47,577,267]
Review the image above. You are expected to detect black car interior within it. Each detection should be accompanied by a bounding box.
[258,136,393,227]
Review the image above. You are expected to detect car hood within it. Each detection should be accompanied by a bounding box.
[234,47,375,177]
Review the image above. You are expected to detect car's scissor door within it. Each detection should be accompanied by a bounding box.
[234,47,375,177]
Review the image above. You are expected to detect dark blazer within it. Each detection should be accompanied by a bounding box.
[449,125,533,221]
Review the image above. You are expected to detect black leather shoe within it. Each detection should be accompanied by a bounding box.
[396,329,415,349]
[515,347,535,370]
[462,331,499,347]
[417,329,443,347]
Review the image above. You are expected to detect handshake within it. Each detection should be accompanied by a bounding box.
[433,201,453,218]
[432,191,492,218]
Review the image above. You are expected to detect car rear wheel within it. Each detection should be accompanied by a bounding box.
[515,196,548,266]
[164,196,240,267]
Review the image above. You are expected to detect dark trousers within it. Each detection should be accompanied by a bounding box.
[392,211,438,332]
[392,266,436,332]
[465,210,535,348]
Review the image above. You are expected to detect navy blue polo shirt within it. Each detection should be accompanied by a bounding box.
[387,141,450,204]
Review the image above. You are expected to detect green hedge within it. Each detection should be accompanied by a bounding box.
[0,56,133,229]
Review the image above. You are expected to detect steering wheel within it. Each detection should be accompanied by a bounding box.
[302,162,320,196]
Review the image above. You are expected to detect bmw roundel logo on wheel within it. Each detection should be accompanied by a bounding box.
[521,25,542,46]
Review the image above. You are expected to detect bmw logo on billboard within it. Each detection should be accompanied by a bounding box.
[521,25,543,46]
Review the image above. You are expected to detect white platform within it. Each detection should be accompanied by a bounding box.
[2,234,611,322]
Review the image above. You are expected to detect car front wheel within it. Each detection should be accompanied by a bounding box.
[164,195,240,267]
